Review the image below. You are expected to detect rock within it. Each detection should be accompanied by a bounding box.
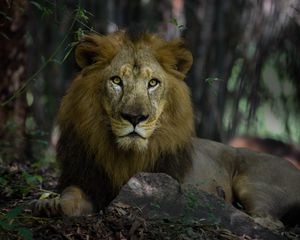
[109,172,284,240]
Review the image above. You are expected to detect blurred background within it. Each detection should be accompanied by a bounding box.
[1,0,300,166]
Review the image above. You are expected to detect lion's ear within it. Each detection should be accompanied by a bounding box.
[170,40,193,75]
[75,33,122,68]
[154,39,193,77]
[75,34,99,68]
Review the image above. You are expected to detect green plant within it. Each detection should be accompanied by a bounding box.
[185,190,198,210]
[169,17,184,30]
[0,170,43,198]
[0,207,33,240]
[1,2,97,106]
[205,77,224,96]
[150,202,161,209]
[20,172,43,196]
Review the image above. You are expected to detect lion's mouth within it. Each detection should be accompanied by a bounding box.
[120,131,147,140]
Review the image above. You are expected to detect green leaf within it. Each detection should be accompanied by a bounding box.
[23,172,43,185]
[40,7,53,18]
[205,77,223,85]
[26,92,34,106]
[39,192,51,200]
[17,227,33,240]
[0,220,14,230]
[5,207,23,219]
[150,202,160,209]
[75,5,93,23]
[74,28,85,41]
[169,17,185,30]
[20,186,30,196]
[169,17,178,26]
[0,177,8,187]
[30,1,43,11]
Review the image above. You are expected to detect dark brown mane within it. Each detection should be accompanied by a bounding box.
[56,30,194,210]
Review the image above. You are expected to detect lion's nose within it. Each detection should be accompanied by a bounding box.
[121,112,149,127]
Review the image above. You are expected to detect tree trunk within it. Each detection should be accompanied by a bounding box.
[184,0,300,141]
[0,0,29,162]
[184,0,239,141]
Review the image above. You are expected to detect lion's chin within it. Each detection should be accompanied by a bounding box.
[116,136,148,152]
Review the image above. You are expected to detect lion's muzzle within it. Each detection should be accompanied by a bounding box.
[121,112,149,127]
[111,111,156,151]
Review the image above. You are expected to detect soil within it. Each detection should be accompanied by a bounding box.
[0,162,298,240]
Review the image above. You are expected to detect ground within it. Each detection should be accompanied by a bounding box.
[0,162,299,240]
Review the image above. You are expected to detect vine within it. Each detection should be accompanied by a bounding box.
[1,2,98,106]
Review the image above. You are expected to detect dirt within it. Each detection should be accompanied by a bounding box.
[0,163,298,240]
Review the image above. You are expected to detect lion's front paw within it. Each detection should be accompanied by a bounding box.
[59,195,93,217]
[59,186,94,217]
[32,186,94,217]
[31,198,62,217]
[253,216,284,231]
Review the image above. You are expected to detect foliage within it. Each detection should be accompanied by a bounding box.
[0,207,33,240]
[1,1,96,106]
[1,1,99,164]
[1,169,43,198]
[205,78,224,96]
[223,53,300,143]
[169,17,184,30]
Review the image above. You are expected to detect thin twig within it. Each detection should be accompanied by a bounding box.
[1,11,77,106]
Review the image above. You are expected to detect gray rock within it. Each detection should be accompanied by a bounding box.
[109,172,284,240]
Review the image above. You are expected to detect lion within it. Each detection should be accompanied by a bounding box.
[229,136,300,170]
[35,30,300,230]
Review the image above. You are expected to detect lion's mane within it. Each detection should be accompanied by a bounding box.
[56,31,194,210]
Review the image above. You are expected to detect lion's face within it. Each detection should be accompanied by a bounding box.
[101,47,168,151]
[64,31,193,153]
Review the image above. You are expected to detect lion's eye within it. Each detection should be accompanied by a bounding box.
[110,76,122,86]
[148,79,160,88]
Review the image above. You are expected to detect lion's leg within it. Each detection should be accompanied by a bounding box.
[59,186,94,216]
[33,186,94,217]
[233,180,284,230]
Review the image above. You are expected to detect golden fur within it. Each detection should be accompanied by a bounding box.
[58,31,194,191]
[34,31,300,230]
